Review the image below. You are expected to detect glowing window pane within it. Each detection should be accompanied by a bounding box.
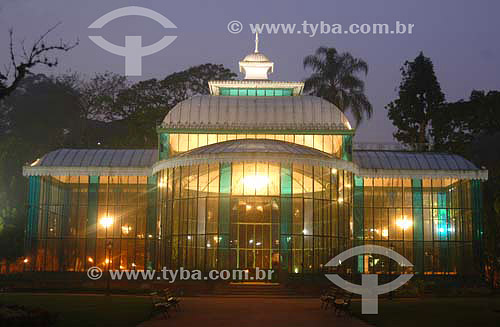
[198,134,208,147]
[207,134,217,145]
[232,163,244,195]
[188,134,198,151]
[178,134,188,152]
[269,164,281,196]
[208,164,219,194]
[292,165,303,196]
[243,163,256,196]
[217,134,227,142]
[255,163,269,196]
[305,135,314,148]
[169,134,179,154]
[314,135,323,152]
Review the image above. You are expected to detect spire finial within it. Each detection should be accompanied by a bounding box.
[239,32,273,79]
[254,32,259,53]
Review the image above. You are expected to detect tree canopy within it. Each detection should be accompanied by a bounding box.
[386,52,445,149]
[89,63,237,147]
[433,90,500,156]
[303,46,372,125]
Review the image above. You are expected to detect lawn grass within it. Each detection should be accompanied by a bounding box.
[352,297,500,327]
[0,293,151,327]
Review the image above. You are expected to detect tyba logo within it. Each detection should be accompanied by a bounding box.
[325,245,414,314]
[88,6,177,76]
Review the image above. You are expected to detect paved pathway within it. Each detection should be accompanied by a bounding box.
[139,297,371,327]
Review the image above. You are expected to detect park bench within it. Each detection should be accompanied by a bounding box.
[333,292,352,317]
[149,291,173,319]
[320,287,338,310]
[162,288,182,311]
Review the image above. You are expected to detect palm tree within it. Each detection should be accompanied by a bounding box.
[303,47,372,125]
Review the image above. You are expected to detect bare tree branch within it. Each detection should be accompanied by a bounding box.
[0,23,78,100]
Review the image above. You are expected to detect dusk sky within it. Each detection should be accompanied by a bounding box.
[1,0,499,142]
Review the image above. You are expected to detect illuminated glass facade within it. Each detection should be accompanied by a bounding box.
[155,163,352,273]
[353,177,481,275]
[26,175,155,271]
[23,47,486,277]
[24,149,483,276]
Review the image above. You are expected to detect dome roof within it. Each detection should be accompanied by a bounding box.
[242,52,271,62]
[239,33,274,79]
[162,95,352,130]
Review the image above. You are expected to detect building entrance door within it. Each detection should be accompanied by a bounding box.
[230,197,280,274]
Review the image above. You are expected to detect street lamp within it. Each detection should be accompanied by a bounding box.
[23,258,28,272]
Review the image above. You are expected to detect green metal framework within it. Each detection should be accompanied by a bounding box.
[353,175,364,273]
[219,88,293,96]
[159,133,170,160]
[342,135,353,161]
[412,179,424,274]
[280,164,292,272]
[218,163,231,269]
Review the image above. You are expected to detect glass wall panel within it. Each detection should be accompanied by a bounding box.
[359,176,475,275]
[27,169,478,276]
[29,175,151,272]
[168,133,345,158]
[155,163,352,273]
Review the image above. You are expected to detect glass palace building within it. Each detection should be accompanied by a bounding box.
[22,40,488,277]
